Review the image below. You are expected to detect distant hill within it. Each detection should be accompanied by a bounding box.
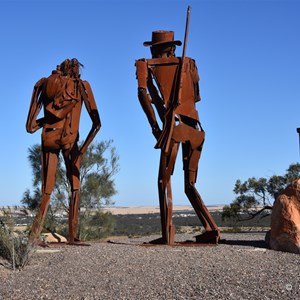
[103,205,224,215]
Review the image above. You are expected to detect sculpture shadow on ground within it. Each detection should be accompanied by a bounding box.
[220,237,268,249]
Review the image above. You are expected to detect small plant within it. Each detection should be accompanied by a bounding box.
[128,235,143,239]
[221,227,242,233]
[0,209,34,270]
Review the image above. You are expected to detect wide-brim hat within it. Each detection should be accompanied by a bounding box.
[143,30,182,47]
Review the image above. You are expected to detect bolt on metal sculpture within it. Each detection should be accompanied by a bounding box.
[26,58,101,244]
[135,7,220,245]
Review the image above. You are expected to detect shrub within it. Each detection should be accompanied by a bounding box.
[0,210,34,270]
[78,211,115,241]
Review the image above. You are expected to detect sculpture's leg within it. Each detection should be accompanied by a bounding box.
[63,143,81,243]
[29,193,51,242]
[165,142,179,244]
[182,142,220,244]
[29,150,59,242]
[69,189,80,243]
[155,152,168,244]
[152,142,179,245]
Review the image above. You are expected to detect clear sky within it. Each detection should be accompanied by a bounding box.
[0,0,299,208]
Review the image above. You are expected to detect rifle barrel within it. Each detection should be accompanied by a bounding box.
[182,6,191,59]
[297,128,300,157]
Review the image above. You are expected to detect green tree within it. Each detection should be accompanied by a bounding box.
[22,140,119,240]
[222,163,300,223]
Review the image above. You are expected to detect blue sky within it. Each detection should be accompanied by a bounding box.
[0,0,299,207]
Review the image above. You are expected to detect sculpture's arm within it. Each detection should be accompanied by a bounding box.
[136,60,161,140]
[147,74,166,123]
[78,80,101,157]
[191,59,201,102]
[26,78,46,133]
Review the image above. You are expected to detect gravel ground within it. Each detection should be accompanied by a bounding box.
[0,232,299,300]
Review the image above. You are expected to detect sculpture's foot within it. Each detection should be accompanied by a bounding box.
[67,237,90,246]
[28,233,44,248]
[195,230,220,244]
[148,237,168,245]
[149,225,175,245]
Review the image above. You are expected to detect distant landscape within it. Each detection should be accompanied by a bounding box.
[0,205,271,238]
[102,205,224,215]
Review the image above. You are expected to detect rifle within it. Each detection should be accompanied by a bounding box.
[155,6,191,154]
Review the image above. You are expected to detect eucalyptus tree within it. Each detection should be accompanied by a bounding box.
[222,163,300,223]
[22,140,119,240]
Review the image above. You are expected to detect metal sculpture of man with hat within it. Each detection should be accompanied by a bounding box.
[26,58,101,244]
[135,7,220,244]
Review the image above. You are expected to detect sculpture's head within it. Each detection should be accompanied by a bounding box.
[59,58,84,78]
[143,30,182,58]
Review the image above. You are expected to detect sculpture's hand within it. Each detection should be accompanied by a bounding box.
[36,118,44,129]
[27,118,44,133]
[152,123,162,141]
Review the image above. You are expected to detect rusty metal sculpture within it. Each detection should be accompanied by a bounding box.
[135,7,220,244]
[26,58,101,243]
[297,128,300,156]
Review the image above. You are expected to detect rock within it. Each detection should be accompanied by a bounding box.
[42,232,67,243]
[267,179,300,254]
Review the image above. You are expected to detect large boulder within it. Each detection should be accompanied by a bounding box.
[42,232,67,243]
[266,179,300,254]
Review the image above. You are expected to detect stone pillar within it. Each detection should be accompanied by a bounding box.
[266,179,300,254]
